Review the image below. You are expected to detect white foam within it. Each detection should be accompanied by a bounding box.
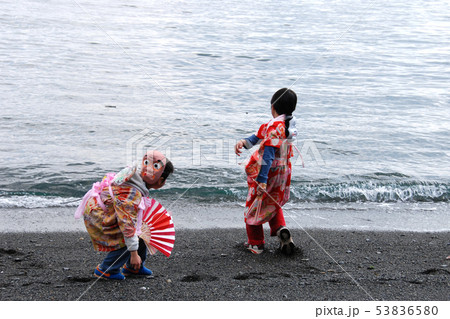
[0,196,80,209]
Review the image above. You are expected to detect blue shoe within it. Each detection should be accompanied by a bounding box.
[94,265,125,280]
[122,264,153,276]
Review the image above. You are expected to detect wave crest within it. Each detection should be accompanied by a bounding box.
[0,180,448,208]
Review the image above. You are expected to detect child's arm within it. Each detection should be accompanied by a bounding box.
[123,232,141,270]
[243,134,260,149]
[235,134,261,156]
[256,146,275,184]
[255,146,275,196]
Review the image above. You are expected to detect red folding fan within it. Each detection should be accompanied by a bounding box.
[139,198,175,257]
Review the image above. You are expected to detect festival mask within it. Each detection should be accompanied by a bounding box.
[141,150,166,185]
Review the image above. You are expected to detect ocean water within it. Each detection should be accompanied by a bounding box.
[1,0,449,216]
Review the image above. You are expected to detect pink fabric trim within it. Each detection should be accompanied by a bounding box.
[73,173,116,219]
[74,189,93,219]
[292,144,305,168]
[96,194,107,212]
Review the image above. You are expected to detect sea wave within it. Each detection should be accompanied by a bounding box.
[0,179,448,208]
[290,180,449,203]
[0,195,81,209]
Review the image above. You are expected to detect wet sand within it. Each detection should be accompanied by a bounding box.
[0,228,448,301]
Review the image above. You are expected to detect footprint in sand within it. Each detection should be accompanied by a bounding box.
[233,272,265,280]
[180,274,218,282]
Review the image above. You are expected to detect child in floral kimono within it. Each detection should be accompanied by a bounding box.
[75,150,174,280]
[235,88,297,255]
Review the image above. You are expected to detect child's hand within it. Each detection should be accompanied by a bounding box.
[256,182,267,196]
[235,140,245,156]
[129,251,142,270]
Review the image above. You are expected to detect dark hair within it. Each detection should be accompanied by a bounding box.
[161,160,174,181]
[271,88,297,137]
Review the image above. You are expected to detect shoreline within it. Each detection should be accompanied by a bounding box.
[1,229,448,301]
[1,201,449,233]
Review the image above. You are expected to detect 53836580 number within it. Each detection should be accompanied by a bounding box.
[375,305,438,316]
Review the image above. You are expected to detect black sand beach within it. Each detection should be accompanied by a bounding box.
[0,229,448,301]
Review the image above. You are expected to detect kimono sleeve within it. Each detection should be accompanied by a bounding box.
[255,123,267,140]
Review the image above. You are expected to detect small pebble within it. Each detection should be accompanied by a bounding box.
[63,267,70,271]
[166,279,172,283]
[220,254,227,257]
[346,250,352,254]
[139,287,147,290]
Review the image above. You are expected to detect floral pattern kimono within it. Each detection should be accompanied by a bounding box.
[76,165,176,257]
[245,116,293,225]
[75,168,146,252]
[82,184,142,252]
